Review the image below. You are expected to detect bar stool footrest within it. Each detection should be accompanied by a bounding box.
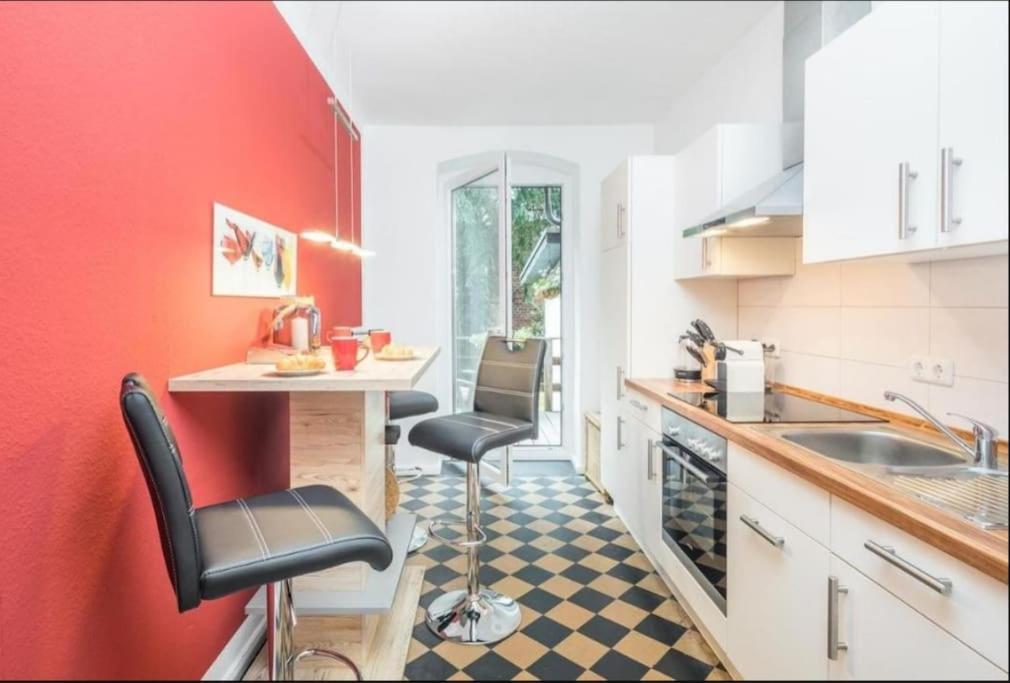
[292,647,363,681]
[429,516,487,548]
[395,465,424,482]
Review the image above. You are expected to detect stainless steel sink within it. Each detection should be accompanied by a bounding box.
[778,427,1008,529]
[780,429,967,469]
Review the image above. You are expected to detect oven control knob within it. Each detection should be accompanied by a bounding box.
[666,426,681,436]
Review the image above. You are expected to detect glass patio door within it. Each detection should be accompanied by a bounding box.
[450,157,511,485]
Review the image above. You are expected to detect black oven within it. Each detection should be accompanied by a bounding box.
[659,407,728,614]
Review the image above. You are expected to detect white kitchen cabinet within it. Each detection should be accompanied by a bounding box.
[727,484,830,681]
[672,124,783,233]
[805,1,1009,263]
[831,497,1009,671]
[600,157,695,506]
[676,235,796,280]
[804,1,941,263]
[937,1,1009,249]
[828,555,1006,680]
[616,401,662,549]
[599,243,628,502]
[672,124,797,280]
[600,159,628,252]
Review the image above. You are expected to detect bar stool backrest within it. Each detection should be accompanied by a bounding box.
[473,336,548,433]
[120,373,203,612]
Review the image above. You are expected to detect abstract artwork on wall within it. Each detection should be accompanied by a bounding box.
[212,202,297,297]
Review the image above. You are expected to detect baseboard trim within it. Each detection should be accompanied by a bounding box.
[203,614,266,681]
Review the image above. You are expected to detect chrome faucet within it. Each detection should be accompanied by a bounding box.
[883,391,1000,470]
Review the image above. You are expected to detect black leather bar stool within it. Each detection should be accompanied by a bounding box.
[385,390,439,553]
[120,374,392,680]
[408,336,547,644]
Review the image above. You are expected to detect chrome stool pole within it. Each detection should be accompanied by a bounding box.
[425,461,521,644]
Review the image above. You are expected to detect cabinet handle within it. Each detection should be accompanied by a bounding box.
[616,416,625,450]
[629,399,648,412]
[828,576,849,661]
[940,147,963,234]
[740,515,785,548]
[897,161,918,240]
[617,202,626,238]
[647,439,655,480]
[616,366,624,400]
[702,237,711,268]
[864,540,952,595]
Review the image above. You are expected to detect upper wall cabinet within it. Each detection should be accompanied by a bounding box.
[673,124,783,234]
[804,1,1009,264]
[673,124,797,279]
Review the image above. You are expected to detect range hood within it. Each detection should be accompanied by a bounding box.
[684,1,870,239]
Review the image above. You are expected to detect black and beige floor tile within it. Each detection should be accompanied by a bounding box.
[400,475,729,681]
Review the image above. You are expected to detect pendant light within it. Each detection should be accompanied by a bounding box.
[300,35,372,257]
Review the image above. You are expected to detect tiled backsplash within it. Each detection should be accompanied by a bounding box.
[738,241,1009,434]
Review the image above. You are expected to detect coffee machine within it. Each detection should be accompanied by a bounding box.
[709,340,765,393]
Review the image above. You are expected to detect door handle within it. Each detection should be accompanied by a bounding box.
[616,366,624,400]
[616,416,625,450]
[940,147,962,234]
[646,439,656,480]
[897,161,918,240]
[617,202,626,238]
[828,576,848,660]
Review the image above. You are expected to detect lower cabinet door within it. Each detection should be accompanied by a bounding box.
[828,555,1006,680]
[727,484,830,680]
[637,425,662,560]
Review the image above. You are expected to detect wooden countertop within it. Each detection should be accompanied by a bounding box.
[626,377,1009,583]
[169,347,439,393]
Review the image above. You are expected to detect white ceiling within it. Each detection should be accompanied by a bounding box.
[331,1,775,125]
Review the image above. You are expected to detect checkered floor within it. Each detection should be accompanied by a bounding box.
[399,475,730,681]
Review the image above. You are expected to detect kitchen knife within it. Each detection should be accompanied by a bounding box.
[683,329,706,348]
[692,319,716,343]
[685,344,707,368]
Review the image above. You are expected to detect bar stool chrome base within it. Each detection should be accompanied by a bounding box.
[425,588,522,645]
[268,580,363,680]
[407,523,429,554]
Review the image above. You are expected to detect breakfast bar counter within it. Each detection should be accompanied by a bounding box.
[169,347,439,680]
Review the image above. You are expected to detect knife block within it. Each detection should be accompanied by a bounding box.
[700,344,718,382]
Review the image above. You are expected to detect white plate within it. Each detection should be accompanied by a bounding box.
[374,353,418,362]
[269,368,326,377]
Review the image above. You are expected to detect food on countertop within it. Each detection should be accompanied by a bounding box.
[276,353,326,372]
[376,343,414,359]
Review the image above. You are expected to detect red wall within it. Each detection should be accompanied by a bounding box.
[0,2,361,678]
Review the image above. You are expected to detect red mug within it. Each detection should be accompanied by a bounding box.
[369,329,392,354]
[331,336,369,370]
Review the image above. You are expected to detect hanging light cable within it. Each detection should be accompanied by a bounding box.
[300,7,371,257]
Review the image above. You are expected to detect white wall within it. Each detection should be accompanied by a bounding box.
[740,247,1009,434]
[654,2,784,155]
[361,125,654,473]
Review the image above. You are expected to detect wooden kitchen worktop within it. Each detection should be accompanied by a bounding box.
[626,377,1009,583]
[169,347,439,392]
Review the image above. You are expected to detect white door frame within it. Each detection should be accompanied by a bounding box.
[438,151,579,483]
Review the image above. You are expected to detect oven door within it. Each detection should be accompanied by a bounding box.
[658,440,728,614]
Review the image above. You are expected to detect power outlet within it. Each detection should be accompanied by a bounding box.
[910,356,955,386]
[762,338,781,358]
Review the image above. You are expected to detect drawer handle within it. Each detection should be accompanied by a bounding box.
[740,515,785,548]
[864,540,952,595]
[629,399,648,412]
